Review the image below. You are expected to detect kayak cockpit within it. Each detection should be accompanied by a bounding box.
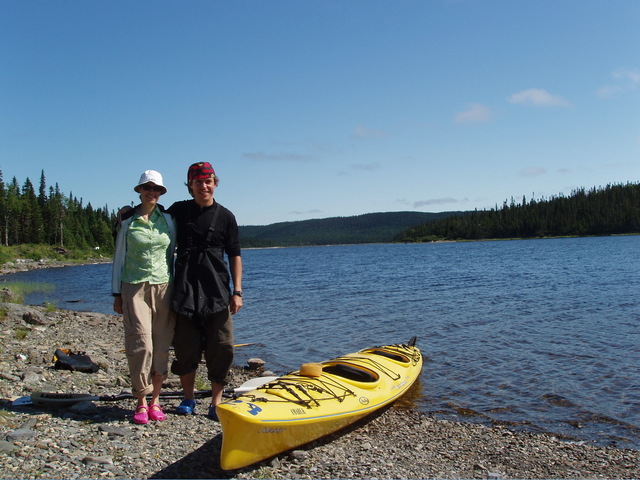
[366,349,411,363]
[322,362,379,383]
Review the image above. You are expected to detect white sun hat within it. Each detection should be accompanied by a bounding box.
[134,170,167,195]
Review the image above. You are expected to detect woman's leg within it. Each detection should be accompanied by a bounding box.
[121,282,155,406]
[149,283,176,406]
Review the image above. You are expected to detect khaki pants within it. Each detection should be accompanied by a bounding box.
[121,282,176,398]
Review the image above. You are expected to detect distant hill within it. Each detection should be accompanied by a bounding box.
[239,211,460,247]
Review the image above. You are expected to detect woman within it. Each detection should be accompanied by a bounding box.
[112,170,177,424]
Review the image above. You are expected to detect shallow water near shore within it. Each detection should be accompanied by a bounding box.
[4,236,639,450]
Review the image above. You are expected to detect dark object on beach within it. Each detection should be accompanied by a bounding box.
[53,348,100,373]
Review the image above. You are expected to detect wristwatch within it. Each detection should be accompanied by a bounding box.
[232,290,243,297]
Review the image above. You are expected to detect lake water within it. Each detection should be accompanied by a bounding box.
[3,236,639,450]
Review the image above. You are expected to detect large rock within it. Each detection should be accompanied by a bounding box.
[1,303,44,324]
[0,288,21,303]
[23,309,48,326]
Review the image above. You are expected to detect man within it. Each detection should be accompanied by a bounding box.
[168,162,243,420]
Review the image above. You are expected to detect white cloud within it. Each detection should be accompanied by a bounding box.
[596,68,640,98]
[289,209,322,216]
[455,103,493,124]
[350,162,381,171]
[242,151,315,162]
[414,197,462,207]
[508,88,571,107]
[520,167,547,177]
[614,68,640,83]
[351,125,388,139]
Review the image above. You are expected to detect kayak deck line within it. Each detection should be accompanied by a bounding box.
[238,347,420,408]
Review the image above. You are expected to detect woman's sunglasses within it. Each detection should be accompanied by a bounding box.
[141,184,163,192]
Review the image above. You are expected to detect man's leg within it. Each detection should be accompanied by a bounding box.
[211,381,224,407]
[202,308,234,420]
[180,371,197,400]
[171,315,203,415]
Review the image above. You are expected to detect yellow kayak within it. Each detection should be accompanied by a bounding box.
[217,337,423,470]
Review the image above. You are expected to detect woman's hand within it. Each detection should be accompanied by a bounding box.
[113,296,123,314]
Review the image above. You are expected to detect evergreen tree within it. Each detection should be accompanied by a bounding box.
[38,170,47,207]
[0,169,117,252]
[0,171,6,246]
[395,182,640,242]
[45,183,67,247]
[6,177,21,245]
[21,178,44,244]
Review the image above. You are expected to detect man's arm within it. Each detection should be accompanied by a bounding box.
[229,255,243,314]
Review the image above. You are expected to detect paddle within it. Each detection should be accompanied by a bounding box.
[12,375,278,407]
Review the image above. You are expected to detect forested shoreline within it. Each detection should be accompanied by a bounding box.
[395,182,640,242]
[0,169,116,254]
[1,169,637,255]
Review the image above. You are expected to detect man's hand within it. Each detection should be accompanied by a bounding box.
[230,294,243,315]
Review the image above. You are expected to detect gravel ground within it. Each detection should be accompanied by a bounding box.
[0,267,639,479]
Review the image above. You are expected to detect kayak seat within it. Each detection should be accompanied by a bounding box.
[322,363,379,383]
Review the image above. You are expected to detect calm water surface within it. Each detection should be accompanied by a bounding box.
[5,236,639,449]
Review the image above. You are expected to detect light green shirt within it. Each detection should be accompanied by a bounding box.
[121,208,172,285]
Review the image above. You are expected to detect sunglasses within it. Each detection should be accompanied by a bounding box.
[140,184,163,192]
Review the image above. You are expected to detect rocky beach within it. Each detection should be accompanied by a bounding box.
[0,259,639,479]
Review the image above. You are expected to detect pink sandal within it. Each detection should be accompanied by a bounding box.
[148,404,166,422]
[133,406,149,424]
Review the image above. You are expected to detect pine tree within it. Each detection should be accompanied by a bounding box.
[21,178,44,244]
[0,171,6,246]
[0,169,117,252]
[6,177,21,245]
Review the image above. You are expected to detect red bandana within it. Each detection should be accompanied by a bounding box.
[188,162,216,182]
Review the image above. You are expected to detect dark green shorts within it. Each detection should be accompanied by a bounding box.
[171,308,234,385]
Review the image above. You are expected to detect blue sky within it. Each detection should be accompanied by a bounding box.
[1,1,638,226]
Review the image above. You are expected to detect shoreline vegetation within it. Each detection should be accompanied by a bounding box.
[394,183,640,244]
[0,258,639,478]
[2,167,638,251]
[241,182,640,247]
[0,244,110,277]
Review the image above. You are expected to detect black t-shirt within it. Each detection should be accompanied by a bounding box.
[167,200,241,318]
